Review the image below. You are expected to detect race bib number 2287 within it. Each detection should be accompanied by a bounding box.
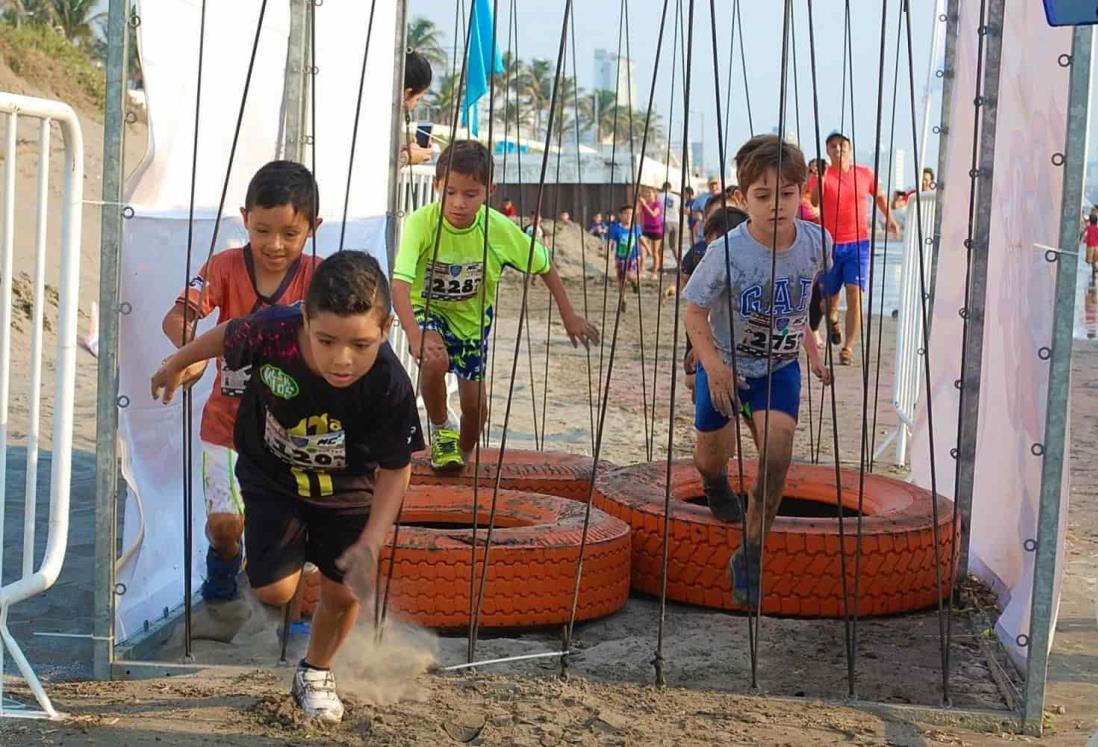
[426,261,483,301]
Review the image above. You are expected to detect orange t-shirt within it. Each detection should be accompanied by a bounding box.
[176,245,322,448]
[807,164,879,244]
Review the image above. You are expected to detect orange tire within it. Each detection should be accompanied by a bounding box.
[595,460,958,617]
[380,484,631,629]
[410,448,604,501]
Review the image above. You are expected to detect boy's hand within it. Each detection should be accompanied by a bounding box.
[408,329,448,366]
[706,360,741,418]
[151,357,185,404]
[812,360,832,386]
[563,313,600,348]
[336,539,379,603]
[179,360,209,390]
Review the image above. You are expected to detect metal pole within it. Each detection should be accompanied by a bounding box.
[93,0,131,681]
[386,0,410,276]
[952,0,1004,577]
[927,0,960,318]
[1022,23,1093,736]
[279,0,309,162]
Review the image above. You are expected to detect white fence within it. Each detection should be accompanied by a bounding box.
[876,191,936,467]
[0,93,84,720]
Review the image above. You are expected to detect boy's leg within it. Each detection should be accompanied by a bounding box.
[414,315,464,471]
[744,409,796,547]
[304,575,359,669]
[198,443,251,642]
[456,378,488,457]
[692,362,743,523]
[416,329,452,429]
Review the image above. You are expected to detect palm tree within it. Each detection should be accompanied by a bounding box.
[591,89,620,143]
[518,58,554,135]
[406,16,447,69]
[47,0,105,48]
[428,72,460,126]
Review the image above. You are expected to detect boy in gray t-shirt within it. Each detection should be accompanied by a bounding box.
[683,135,832,610]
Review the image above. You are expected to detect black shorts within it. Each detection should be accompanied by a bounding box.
[242,489,371,588]
[642,229,663,242]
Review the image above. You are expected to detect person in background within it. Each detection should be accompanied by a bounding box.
[609,204,643,310]
[691,177,723,240]
[660,181,682,262]
[638,186,665,279]
[400,51,433,168]
[589,212,609,239]
[1081,214,1098,276]
[558,210,572,225]
[500,197,518,220]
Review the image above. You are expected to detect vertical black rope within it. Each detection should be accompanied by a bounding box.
[563,0,673,679]
[704,0,756,686]
[736,0,753,136]
[467,0,502,663]
[337,0,379,252]
[902,0,954,704]
[654,0,690,688]
[805,0,857,696]
[178,0,209,663]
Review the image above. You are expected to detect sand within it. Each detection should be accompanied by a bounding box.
[1,57,1096,746]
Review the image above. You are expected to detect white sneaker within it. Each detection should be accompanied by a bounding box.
[291,663,344,723]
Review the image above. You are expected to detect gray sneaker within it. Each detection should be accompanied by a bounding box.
[291,663,344,723]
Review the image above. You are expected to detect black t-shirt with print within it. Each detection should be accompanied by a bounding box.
[223,304,425,507]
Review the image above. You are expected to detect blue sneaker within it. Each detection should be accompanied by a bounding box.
[201,547,242,602]
[730,546,761,608]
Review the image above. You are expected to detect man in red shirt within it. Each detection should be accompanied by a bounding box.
[808,132,900,364]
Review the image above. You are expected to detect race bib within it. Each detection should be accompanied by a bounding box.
[220,363,251,398]
[426,261,483,301]
[264,411,347,470]
[737,314,805,361]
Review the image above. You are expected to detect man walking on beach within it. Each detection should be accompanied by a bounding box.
[808,132,900,365]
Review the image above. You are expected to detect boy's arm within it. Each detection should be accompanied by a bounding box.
[151,323,228,404]
[685,302,737,417]
[539,266,600,347]
[162,302,211,386]
[391,279,447,364]
[802,318,831,385]
[334,463,410,602]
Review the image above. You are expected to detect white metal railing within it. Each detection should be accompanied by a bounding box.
[876,191,935,467]
[393,166,459,425]
[0,93,84,720]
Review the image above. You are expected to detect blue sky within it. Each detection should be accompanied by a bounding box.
[411,0,943,187]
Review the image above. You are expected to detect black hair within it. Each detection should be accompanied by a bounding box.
[305,251,391,320]
[825,131,850,146]
[436,139,493,187]
[404,51,433,96]
[619,204,634,213]
[703,205,749,242]
[662,181,673,191]
[244,160,319,226]
[1090,215,1097,226]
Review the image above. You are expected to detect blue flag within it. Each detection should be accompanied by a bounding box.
[462,0,504,137]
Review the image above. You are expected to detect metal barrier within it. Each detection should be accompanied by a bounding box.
[391,166,460,423]
[875,191,936,467]
[0,92,85,720]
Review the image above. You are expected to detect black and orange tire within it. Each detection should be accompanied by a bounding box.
[379,484,631,629]
[595,460,958,617]
[410,448,606,502]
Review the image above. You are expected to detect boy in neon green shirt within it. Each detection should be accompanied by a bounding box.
[392,140,599,470]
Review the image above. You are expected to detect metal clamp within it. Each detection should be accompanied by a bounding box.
[958,308,968,320]
[119,301,133,316]
[954,379,963,390]
[1051,152,1066,167]
[1023,539,1037,552]
[1034,242,1078,261]
[1016,634,1030,648]
[117,395,131,409]
[1058,54,1072,68]
[969,167,981,178]
[1037,346,1051,361]
[1031,443,1044,457]
[950,448,959,459]
[114,582,127,595]
[129,13,141,29]
[122,205,135,219]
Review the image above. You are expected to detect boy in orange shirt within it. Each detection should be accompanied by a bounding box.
[162,160,323,632]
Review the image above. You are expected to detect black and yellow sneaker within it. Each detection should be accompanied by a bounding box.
[430,427,464,471]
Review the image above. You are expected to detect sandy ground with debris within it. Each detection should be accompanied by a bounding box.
[1,56,1096,745]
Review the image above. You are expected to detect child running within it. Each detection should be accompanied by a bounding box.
[152,251,423,722]
[1082,214,1098,276]
[683,135,832,606]
[609,203,643,310]
[392,140,599,471]
[161,160,323,636]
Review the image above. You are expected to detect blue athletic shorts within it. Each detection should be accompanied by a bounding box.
[822,238,871,294]
[414,307,492,381]
[694,359,801,431]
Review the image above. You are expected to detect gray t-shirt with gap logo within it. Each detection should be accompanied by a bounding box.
[682,219,829,379]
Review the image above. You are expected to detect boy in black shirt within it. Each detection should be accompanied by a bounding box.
[152,251,423,723]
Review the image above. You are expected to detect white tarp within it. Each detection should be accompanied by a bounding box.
[910,2,1074,666]
[116,0,397,642]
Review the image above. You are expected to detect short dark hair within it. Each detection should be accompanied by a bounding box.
[704,206,749,242]
[662,181,673,191]
[245,160,319,226]
[685,186,695,196]
[1090,215,1097,226]
[404,51,433,96]
[619,204,634,213]
[305,251,391,320]
[922,167,935,179]
[436,140,493,187]
[735,135,807,191]
[825,131,850,146]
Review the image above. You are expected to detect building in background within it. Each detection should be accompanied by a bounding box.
[594,49,637,108]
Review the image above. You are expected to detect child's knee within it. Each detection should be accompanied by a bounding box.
[693,431,730,476]
[206,513,244,551]
[322,576,359,611]
[252,573,300,607]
